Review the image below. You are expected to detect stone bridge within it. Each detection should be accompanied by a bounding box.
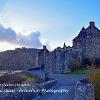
[26,66,46,81]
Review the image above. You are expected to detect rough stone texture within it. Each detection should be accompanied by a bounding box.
[73,22,100,59]
[45,51,56,73]
[38,45,81,73]
[74,80,95,100]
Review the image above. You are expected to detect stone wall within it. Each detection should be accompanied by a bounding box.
[55,47,65,73]
[73,22,100,59]
[74,79,95,100]
[38,45,81,73]
[45,51,56,73]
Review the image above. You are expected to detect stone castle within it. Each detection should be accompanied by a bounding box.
[36,22,100,73]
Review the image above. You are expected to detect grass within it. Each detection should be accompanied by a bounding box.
[66,69,90,74]
[89,68,100,100]
[66,67,100,100]
[0,71,42,89]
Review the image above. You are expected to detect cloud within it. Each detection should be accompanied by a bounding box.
[0,24,16,42]
[0,23,42,48]
[41,39,52,51]
[17,31,42,48]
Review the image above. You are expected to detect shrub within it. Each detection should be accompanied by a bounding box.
[0,71,42,89]
[89,68,100,100]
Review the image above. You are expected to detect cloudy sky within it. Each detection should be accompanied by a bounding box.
[0,0,100,51]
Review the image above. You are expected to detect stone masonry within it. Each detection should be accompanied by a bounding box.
[38,44,81,73]
[73,22,100,60]
[37,22,100,73]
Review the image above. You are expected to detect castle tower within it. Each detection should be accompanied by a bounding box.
[73,21,100,60]
[63,42,66,51]
[89,22,95,27]
[38,45,49,72]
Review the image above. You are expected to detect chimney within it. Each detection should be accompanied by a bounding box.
[89,22,95,27]
[43,45,46,50]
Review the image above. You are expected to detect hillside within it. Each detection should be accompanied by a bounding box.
[0,71,42,89]
[0,47,39,70]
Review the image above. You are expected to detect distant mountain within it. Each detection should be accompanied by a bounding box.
[0,47,39,70]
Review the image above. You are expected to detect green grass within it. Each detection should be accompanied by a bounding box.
[66,69,90,74]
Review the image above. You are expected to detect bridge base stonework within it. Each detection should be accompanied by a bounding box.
[74,79,95,100]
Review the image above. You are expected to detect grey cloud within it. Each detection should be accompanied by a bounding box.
[17,32,42,48]
[43,40,52,51]
[0,23,42,48]
[0,24,16,42]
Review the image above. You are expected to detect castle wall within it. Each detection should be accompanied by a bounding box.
[38,22,100,72]
[38,46,81,73]
[73,22,100,60]
[45,51,56,73]
[55,48,65,73]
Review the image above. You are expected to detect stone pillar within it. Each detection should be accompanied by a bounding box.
[89,22,95,27]
[36,52,38,66]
